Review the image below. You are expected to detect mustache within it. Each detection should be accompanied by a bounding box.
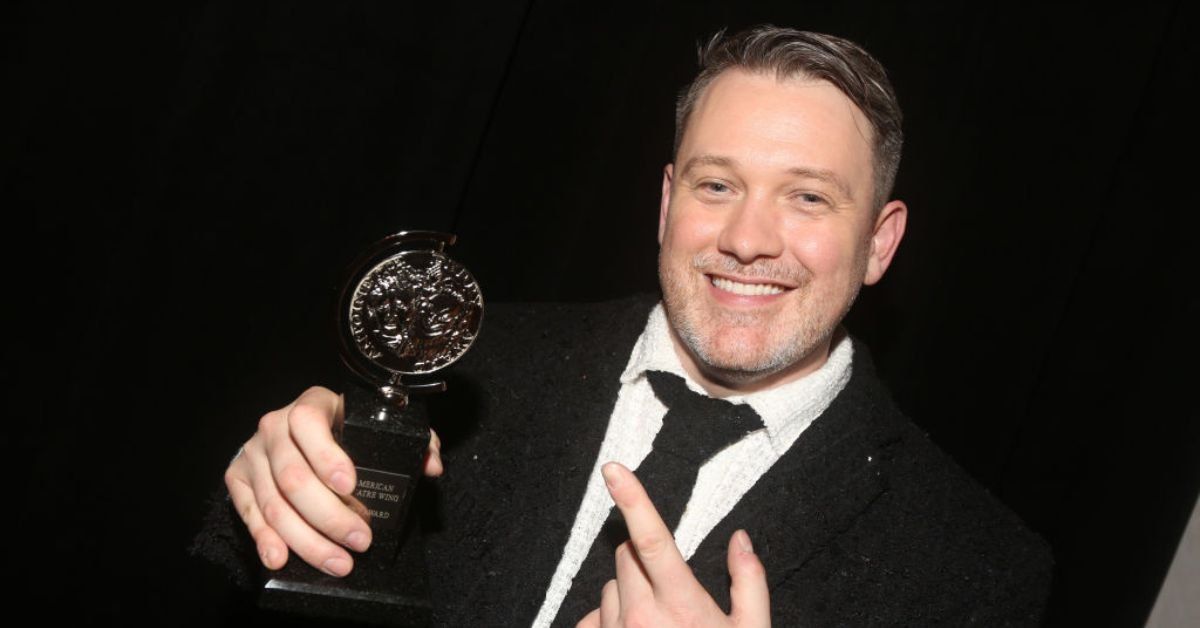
[690,253,806,285]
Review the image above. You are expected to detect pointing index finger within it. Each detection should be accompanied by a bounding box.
[601,462,690,589]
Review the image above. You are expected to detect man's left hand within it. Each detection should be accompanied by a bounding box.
[576,462,771,628]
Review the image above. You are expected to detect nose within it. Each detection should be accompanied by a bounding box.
[716,196,784,264]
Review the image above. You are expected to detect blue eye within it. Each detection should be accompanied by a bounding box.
[703,182,729,193]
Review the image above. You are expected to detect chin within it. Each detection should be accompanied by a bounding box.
[686,302,843,379]
[687,324,796,378]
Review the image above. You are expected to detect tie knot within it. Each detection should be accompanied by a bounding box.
[644,370,763,464]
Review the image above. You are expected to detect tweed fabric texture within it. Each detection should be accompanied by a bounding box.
[192,295,1052,626]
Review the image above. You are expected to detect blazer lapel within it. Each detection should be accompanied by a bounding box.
[687,344,904,610]
[435,297,656,624]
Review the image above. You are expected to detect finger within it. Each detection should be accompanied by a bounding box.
[265,404,373,554]
[289,387,356,495]
[575,608,600,628]
[614,541,652,609]
[727,530,771,626]
[599,579,620,628]
[225,453,287,569]
[423,429,443,478]
[601,462,689,588]
[249,435,357,576]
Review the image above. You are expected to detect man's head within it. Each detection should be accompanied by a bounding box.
[674,27,904,212]
[658,26,908,395]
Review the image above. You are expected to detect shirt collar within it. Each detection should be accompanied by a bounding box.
[621,303,855,452]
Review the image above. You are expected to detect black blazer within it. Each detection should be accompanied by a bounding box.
[195,296,1052,626]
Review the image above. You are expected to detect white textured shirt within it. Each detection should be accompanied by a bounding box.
[531,303,854,627]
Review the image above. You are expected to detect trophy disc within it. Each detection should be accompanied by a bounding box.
[338,232,484,386]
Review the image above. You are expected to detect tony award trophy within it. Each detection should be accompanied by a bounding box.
[259,231,484,626]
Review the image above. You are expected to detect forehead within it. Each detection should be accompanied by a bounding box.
[680,69,875,190]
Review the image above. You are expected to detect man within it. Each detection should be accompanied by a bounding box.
[210,26,1051,625]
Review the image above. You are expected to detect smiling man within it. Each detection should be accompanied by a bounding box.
[659,66,906,396]
[204,26,1052,627]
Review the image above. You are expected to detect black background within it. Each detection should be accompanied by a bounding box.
[7,1,1198,625]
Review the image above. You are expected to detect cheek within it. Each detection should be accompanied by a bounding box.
[785,222,865,278]
[663,207,723,253]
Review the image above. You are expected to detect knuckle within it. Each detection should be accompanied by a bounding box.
[241,437,262,458]
[257,410,281,434]
[740,555,766,579]
[313,505,355,536]
[632,533,669,559]
[314,445,346,471]
[259,496,287,528]
[275,461,313,495]
[246,519,273,543]
[303,384,334,399]
[423,458,443,478]
[289,397,338,431]
[288,402,319,429]
[575,611,602,628]
[599,583,618,612]
[223,466,243,491]
[238,500,257,525]
[622,607,654,628]
[294,539,331,564]
[322,521,358,545]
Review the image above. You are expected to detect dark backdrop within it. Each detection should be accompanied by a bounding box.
[8,1,1198,625]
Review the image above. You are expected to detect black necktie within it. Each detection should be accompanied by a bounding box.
[553,370,763,626]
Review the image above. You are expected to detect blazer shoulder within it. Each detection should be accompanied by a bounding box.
[862,413,1054,624]
[770,341,1053,625]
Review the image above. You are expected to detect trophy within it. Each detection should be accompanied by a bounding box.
[259,231,484,626]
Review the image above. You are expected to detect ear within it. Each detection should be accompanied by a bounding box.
[658,163,674,245]
[863,199,907,285]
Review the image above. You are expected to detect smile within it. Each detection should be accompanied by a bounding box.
[710,276,787,296]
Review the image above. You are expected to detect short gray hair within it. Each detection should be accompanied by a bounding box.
[674,26,904,210]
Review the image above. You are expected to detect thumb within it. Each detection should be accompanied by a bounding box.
[423,429,444,477]
[727,529,771,626]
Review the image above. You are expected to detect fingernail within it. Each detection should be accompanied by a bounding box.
[322,557,351,577]
[737,529,754,554]
[331,470,354,494]
[345,530,370,552]
[601,463,620,488]
[261,546,278,567]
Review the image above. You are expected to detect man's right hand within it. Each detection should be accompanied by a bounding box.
[223,386,443,577]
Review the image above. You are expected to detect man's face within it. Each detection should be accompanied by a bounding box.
[658,69,906,393]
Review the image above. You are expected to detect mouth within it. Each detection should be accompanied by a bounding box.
[708,274,793,297]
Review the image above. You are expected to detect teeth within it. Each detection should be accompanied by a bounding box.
[711,276,785,296]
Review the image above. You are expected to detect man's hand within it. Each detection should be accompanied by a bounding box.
[577,463,771,628]
[223,386,443,576]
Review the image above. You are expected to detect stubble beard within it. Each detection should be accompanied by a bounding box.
[659,251,860,387]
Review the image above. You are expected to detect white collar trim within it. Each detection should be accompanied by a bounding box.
[620,303,854,453]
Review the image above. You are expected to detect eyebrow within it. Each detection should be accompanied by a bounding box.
[679,153,855,201]
[786,166,855,202]
[679,154,736,177]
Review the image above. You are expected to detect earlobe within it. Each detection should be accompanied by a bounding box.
[864,200,907,285]
[658,164,673,245]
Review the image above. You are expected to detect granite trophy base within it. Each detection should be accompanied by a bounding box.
[259,381,433,626]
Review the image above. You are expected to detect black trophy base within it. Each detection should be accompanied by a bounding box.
[259,515,430,627]
[259,380,433,626]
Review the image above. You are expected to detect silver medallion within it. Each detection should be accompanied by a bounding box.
[337,231,483,392]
